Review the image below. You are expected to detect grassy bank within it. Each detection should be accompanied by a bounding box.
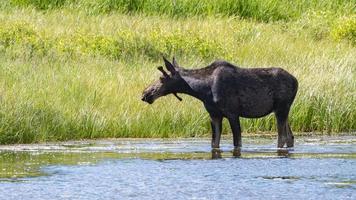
[0,3,355,144]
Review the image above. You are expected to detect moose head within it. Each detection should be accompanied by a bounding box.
[141,57,184,104]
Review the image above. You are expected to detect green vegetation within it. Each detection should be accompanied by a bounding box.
[6,0,355,22]
[0,1,355,144]
[331,15,356,44]
[0,151,121,178]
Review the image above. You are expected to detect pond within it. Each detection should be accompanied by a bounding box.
[0,136,355,199]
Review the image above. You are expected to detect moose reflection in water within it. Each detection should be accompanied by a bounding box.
[142,57,298,155]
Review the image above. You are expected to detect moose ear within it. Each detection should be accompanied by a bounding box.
[163,56,177,74]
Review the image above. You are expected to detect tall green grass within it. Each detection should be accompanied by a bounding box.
[6,0,355,22]
[0,6,355,144]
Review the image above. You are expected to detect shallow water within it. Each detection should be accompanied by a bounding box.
[0,136,355,199]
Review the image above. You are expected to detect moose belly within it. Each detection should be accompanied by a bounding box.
[238,102,274,118]
[235,89,274,118]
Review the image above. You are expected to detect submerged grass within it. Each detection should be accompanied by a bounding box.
[0,4,355,144]
[0,151,121,178]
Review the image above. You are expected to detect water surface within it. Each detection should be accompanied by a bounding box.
[0,136,355,199]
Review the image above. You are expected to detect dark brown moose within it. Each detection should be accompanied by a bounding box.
[142,57,298,152]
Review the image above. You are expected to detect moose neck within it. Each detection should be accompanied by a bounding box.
[174,70,213,103]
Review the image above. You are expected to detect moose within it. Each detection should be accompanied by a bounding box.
[142,57,298,152]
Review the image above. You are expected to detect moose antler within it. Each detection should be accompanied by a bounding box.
[157,66,169,78]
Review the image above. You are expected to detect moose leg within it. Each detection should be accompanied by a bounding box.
[228,117,242,157]
[210,116,223,149]
[275,108,290,148]
[228,117,241,148]
[286,122,294,147]
[276,119,287,148]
